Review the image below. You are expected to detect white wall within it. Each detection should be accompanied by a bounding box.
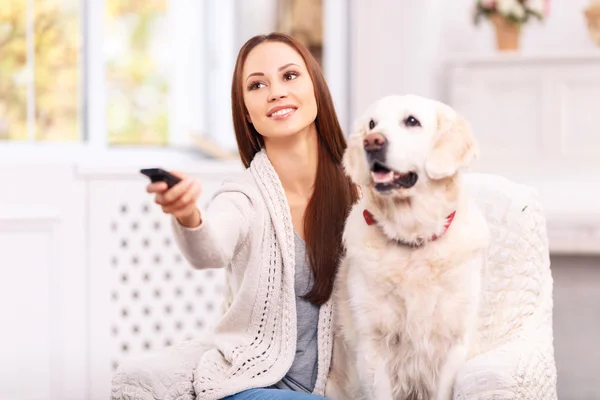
[0,164,87,400]
[350,0,598,115]
[234,0,278,48]
[351,0,444,115]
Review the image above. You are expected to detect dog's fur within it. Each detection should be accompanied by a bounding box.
[325,95,490,400]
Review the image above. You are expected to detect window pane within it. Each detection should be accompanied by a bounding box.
[0,0,80,142]
[34,0,80,141]
[0,1,28,140]
[105,0,169,146]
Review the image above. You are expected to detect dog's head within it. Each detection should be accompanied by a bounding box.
[343,95,477,199]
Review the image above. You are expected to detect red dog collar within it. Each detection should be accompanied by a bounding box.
[363,209,456,246]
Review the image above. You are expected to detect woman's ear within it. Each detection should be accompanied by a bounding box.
[424,104,478,180]
[245,114,252,124]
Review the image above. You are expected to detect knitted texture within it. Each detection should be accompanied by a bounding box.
[251,151,334,396]
[452,173,557,399]
[111,150,334,400]
[111,338,209,400]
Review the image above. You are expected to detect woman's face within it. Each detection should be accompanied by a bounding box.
[242,41,318,141]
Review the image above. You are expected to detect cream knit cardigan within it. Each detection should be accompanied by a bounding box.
[170,149,333,399]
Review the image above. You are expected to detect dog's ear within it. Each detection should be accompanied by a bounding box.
[343,127,371,186]
[424,103,477,180]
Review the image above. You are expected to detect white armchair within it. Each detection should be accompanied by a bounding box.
[110,173,557,400]
[453,173,557,399]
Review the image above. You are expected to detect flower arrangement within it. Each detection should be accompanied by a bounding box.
[473,0,550,50]
[474,0,550,26]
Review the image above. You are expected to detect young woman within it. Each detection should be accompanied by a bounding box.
[147,32,358,399]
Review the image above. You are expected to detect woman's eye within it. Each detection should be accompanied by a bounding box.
[404,116,421,127]
[284,71,299,81]
[248,81,265,91]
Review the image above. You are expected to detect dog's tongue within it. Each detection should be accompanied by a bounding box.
[372,170,395,183]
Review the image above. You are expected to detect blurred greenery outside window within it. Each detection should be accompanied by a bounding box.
[0,0,169,146]
[0,0,81,142]
[106,0,169,146]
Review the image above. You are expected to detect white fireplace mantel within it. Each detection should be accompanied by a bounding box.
[445,53,600,255]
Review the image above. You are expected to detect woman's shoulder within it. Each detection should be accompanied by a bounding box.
[213,169,263,207]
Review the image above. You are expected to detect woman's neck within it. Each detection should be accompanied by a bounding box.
[264,124,318,199]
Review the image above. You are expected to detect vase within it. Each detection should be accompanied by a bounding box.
[584,3,600,47]
[490,13,521,51]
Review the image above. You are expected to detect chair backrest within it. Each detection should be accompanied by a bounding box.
[464,173,554,353]
[213,172,555,355]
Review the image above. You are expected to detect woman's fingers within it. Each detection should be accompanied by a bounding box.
[145,171,202,225]
[161,183,200,214]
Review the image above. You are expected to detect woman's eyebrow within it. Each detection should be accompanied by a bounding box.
[245,63,301,82]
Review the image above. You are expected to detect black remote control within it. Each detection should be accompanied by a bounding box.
[140,168,182,188]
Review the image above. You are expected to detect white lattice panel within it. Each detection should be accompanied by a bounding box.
[107,198,226,370]
[88,176,230,397]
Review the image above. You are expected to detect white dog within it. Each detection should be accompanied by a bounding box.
[325,95,490,400]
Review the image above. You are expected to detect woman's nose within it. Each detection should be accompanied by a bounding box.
[268,93,287,102]
[268,84,287,102]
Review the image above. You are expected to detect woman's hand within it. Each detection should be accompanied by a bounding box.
[146,171,202,228]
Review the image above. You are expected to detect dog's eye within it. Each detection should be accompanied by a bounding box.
[368,119,376,130]
[404,116,421,127]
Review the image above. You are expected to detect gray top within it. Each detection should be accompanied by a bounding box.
[274,231,320,392]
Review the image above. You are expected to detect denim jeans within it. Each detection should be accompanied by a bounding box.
[222,388,328,400]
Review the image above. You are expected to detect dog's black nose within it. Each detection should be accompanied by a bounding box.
[363,132,387,153]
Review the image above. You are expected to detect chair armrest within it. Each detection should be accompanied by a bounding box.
[111,339,210,400]
[454,336,557,400]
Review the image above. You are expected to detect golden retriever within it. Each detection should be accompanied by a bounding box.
[325,95,490,400]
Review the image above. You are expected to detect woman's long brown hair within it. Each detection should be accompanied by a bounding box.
[231,33,358,306]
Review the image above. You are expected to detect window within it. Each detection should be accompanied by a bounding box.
[105,0,169,146]
[0,0,81,142]
[0,0,350,154]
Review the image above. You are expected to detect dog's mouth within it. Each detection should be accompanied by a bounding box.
[371,161,418,192]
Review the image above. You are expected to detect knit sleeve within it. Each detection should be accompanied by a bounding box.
[171,188,254,270]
